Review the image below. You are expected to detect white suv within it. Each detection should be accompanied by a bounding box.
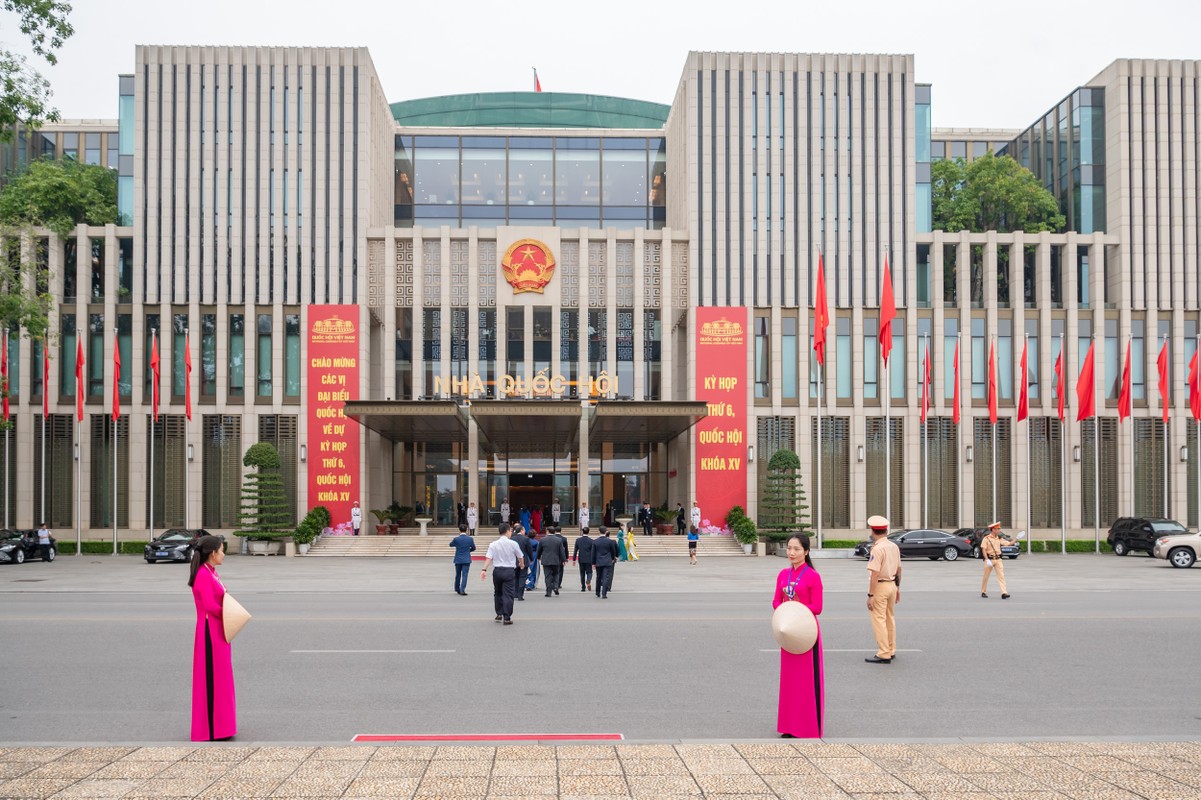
[1152,530,1200,568]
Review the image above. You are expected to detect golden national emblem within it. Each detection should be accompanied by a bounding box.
[501,238,556,294]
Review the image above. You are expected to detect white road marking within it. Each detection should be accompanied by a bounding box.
[290,649,456,653]
[760,648,923,653]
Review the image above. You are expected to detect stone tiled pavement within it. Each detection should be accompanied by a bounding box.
[2,741,1201,799]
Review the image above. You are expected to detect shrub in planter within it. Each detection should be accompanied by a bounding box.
[233,442,294,543]
[732,515,759,546]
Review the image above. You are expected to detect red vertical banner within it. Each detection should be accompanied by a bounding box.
[695,307,748,530]
[306,305,361,528]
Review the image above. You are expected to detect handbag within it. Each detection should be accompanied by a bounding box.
[222,593,252,643]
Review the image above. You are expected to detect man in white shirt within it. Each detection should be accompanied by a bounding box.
[500,498,511,526]
[551,500,561,525]
[351,501,362,536]
[37,523,52,561]
[690,501,702,531]
[578,501,590,531]
[481,523,525,625]
[466,502,478,535]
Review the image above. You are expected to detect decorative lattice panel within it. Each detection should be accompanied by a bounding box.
[616,241,634,307]
[367,240,384,309]
[478,241,497,307]
[672,241,689,311]
[560,241,579,308]
[450,240,470,306]
[643,241,662,308]
[588,241,607,308]
[422,241,441,307]
[395,240,413,307]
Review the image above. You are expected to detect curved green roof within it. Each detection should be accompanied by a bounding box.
[390,92,669,130]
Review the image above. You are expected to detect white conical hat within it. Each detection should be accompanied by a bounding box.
[223,593,252,643]
[771,600,818,655]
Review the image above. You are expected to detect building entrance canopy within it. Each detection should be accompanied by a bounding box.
[345,399,707,450]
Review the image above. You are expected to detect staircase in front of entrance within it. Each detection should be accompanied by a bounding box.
[305,530,749,557]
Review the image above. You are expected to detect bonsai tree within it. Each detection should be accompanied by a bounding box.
[234,442,293,540]
[760,449,812,543]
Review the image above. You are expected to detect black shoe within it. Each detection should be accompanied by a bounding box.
[981,593,988,598]
[494,615,502,622]
[460,592,467,597]
[503,619,513,625]
[1002,593,1010,599]
[581,587,586,592]
[554,590,559,596]
[780,733,795,739]
[545,592,552,597]
[864,656,892,664]
[517,597,524,601]
[602,594,608,599]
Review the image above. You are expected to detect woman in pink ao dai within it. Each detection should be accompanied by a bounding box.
[189,535,237,741]
[771,533,824,738]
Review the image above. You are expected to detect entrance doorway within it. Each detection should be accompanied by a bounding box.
[509,473,554,531]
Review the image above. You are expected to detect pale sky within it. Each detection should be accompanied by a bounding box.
[8,0,1201,130]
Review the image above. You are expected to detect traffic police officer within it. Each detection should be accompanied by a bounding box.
[865,515,901,664]
[980,521,1011,599]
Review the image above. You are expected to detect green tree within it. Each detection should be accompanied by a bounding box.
[931,153,1065,234]
[234,442,294,540]
[759,449,812,543]
[0,157,118,237]
[0,0,74,138]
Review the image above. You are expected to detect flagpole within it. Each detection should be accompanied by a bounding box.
[1060,332,1067,555]
[113,326,119,556]
[992,336,997,525]
[149,330,155,543]
[923,333,928,530]
[816,363,823,548]
[1024,333,1031,553]
[75,328,81,557]
[1163,334,1169,518]
[1094,335,1100,555]
[957,332,963,532]
[884,355,890,525]
[40,348,45,528]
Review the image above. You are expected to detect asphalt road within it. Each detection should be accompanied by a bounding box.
[2,549,1200,744]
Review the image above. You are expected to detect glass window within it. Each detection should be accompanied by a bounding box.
[118,239,133,298]
[1132,319,1145,401]
[560,309,578,389]
[460,142,506,206]
[396,307,413,400]
[1078,248,1090,307]
[119,94,134,155]
[4,324,17,399]
[555,137,600,207]
[229,314,244,399]
[413,143,459,207]
[59,314,76,399]
[117,314,132,398]
[601,138,647,207]
[944,318,959,400]
[90,238,105,300]
[998,319,1013,400]
[836,317,851,399]
[506,306,524,378]
[201,314,217,398]
[61,132,77,160]
[1025,319,1039,400]
[31,336,43,398]
[533,306,552,378]
[781,316,797,400]
[754,316,770,399]
[915,104,931,163]
[930,141,945,160]
[891,326,906,400]
[649,138,666,224]
[256,313,272,398]
[643,309,660,400]
[509,138,553,207]
[916,183,931,233]
[972,141,989,158]
[477,308,495,397]
[615,308,633,397]
[172,313,188,398]
[971,317,986,400]
[1105,318,1119,400]
[144,313,160,403]
[588,309,607,382]
[949,141,966,159]
[284,313,301,398]
[63,237,77,302]
[864,316,878,400]
[423,308,441,397]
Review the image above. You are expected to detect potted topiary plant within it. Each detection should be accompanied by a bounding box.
[371,508,393,535]
[653,507,676,535]
[234,442,294,555]
[732,514,759,555]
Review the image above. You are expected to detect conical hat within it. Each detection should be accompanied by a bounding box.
[771,600,818,655]
[223,593,251,643]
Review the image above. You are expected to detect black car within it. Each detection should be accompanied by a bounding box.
[853,529,972,561]
[144,528,212,563]
[0,529,57,564]
[1107,517,1188,557]
[953,527,1023,560]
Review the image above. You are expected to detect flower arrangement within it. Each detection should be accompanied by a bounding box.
[699,518,733,536]
[325,522,355,536]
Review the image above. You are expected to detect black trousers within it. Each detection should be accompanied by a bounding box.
[492,567,516,619]
[677,519,686,535]
[595,565,614,596]
[515,566,528,598]
[643,521,653,537]
[578,561,593,589]
[543,564,562,592]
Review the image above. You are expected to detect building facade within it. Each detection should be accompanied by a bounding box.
[1,48,1199,539]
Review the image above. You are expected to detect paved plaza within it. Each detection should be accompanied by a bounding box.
[2,550,1201,797]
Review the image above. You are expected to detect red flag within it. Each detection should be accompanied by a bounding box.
[813,253,829,367]
[1017,338,1029,422]
[150,331,160,422]
[1,330,8,422]
[75,337,84,422]
[952,338,961,425]
[42,338,49,419]
[1189,348,1201,422]
[1054,346,1066,422]
[1076,341,1096,422]
[1117,340,1132,422]
[878,257,896,366]
[1157,340,1169,425]
[987,339,998,425]
[920,341,931,423]
[112,334,121,422]
[184,332,192,421]
[533,67,542,93]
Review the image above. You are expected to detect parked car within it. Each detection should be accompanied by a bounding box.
[853,528,972,561]
[1152,528,1200,568]
[0,529,56,564]
[1107,517,1188,557]
[953,527,1023,560]
[144,528,212,564]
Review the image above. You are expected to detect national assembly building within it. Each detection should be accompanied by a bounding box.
[2,46,1200,543]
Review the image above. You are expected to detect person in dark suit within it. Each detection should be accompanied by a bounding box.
[457,501,467,527]
[511,524,534,601]
[573,527,595,592]
[676,503,687,536]
[640,501,654,537]
[538,525,568,596]
[592,526,619,599]
[448,524,476,595]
